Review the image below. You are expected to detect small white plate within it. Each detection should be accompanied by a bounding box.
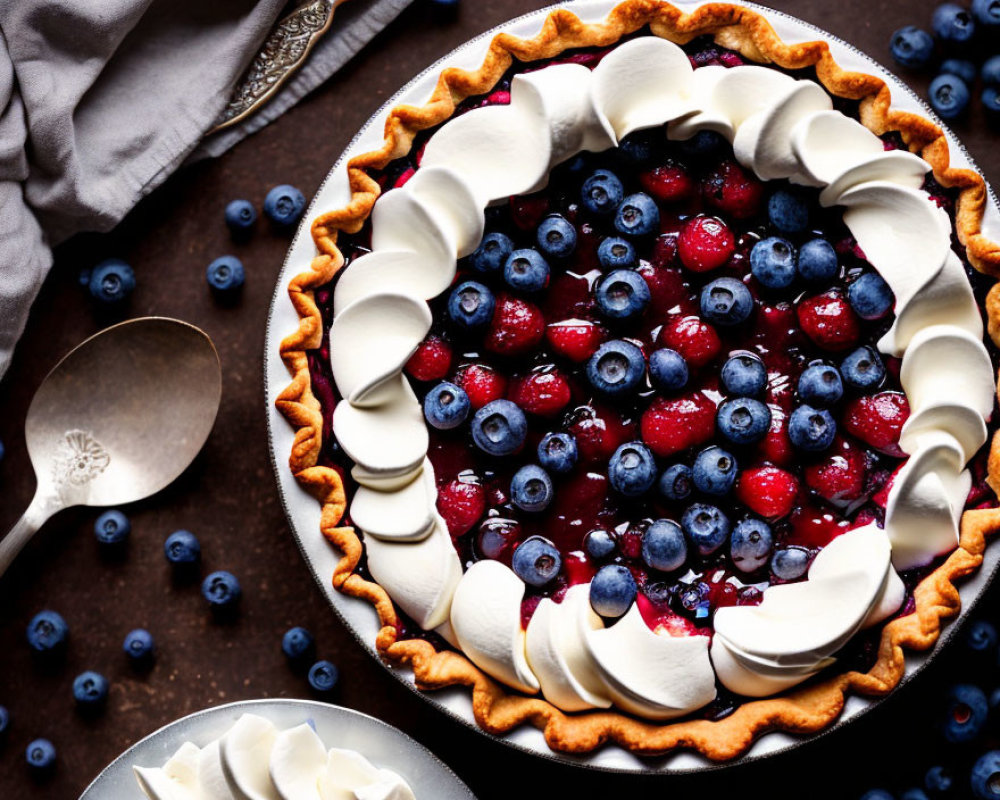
[78,699,476,799]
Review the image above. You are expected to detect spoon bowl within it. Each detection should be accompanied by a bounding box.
[1,318,221,575]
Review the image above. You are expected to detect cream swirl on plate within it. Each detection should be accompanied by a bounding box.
[323,37,993,715]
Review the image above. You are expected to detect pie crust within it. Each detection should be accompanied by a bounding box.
[276,0,1000,759]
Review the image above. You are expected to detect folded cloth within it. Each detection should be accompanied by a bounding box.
[0,0,412,379]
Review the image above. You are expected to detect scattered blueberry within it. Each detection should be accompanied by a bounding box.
[25,738,56,776]
[859,792,894,800]
[983,55,1000,87]
[93,509,130,547]
[767,190,809,234]
[263,184,306,228]
[658,464,694,502]
[750,237,797,289]
[972,751,1000,799]
[649,348,689,391]
[72,670,109,710]
[503,249,550,292]
[0,705,7,739]
[925,765,954,794]
[929,73,971,120]
[721,353,767,397]
[423,382,470,430]
[641,519,688,572]
[26,610,68,656]
[206,255,245,296]
[123,629,155,666]
[932,3,976,46]
[716,397,771,445]
[0,439,4,464]
[510,465,554,512]
[608,442,657,497]
[164,530,201,567]
[841,346,886,391]
[942,683,988,743]
[974,0,1000,28]
[471,231,514,273]
[584,529,617,560]
[536,215,577,260]
[901,789,930,800]
[586,340,646,395]
[798,238,839,283]
[224,199,257,236]
[447,280,495,329]
[88,259,136,305]
[681,503,731,556]
[307,660,339,694]
[677,581,712,620]
[700,277,753,326]
[798,363,844,407]
[692,446,738,496]
[597,236,637,270]
[581,169,624,216]
[471,399,527,456]
[966,619,999,655]
[771,546,811,581]
[890,26,935,69]
[281,626,316,663]
[595,269,651,321]
[512,536,561,587]
[985,87,1000,126]
[618,130,658,164]
[590,564,637,618]
[731,518,774,573]
[679,130,726,156]
[614,192,660,238]
[537,432,578,475]
[848,272,894,320]
[789,405,837,451]
[201,571,242,613]
[941,58,977,85]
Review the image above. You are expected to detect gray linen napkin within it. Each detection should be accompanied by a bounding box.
[0,0,411,379]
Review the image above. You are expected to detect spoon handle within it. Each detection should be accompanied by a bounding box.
[0,492,58,577]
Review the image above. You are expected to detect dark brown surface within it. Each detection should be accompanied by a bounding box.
[1,1,998,798]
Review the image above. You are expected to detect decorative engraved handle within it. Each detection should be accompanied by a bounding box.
[0,491,61,577]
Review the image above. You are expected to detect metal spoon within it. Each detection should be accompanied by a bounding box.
[0,317,222,575]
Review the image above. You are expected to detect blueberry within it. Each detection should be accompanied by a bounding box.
[798,363,844,407]
[789,405,836,451]
[658,464,693,502]
[537,432,578,475]
[681,503,731,556]
[716,398,771,445]
[848,272,894,320]
[677,581,712,620]
[73,670,109,710]
[26,610,68,655]
[608,442,657,497]
[731,518,774,574]
[224,198,256,236]
[986,87,1000,127]
[942,683,988,742]
[890,26,935,69]
[263,184,306,227]
[201,571,242,613]
[750,237,797,289]
[471,399,527,456]
[797,238,838,283]
[595,269,651,321]
[941,58,977,85]
[642,519,688,572]
[859,792,894,800]
[700,277,753,326]
[502,248,550,293]
[597,236,637,270]
[0,705,8,739]
[618,130,658,164]
[584,529,617,560]
[692,446,738,496]
[471,231,514,273]
[88,258,136,305]
[647,348,688,392]
[966,619,999,655]
[721,352,767,397]
[841,346,885,391]
[423,382,470,430]
[589,564,637,618]
[164,530,201,567]
[512,536,561,587]
[307,660,339,694]
[282,626,316,663]
[447,280,495,329]
[581,169,624,216]
[925,765,954,794]
[25,738,56,775]
[614,193,660,238]
[586,340,646,396]
[767,190,809,234]
[972,751,1000,799]
[983,55,1000,87]
[771,546,811,580]
[679,130,726,157]
[0,439,4,463]
[929,73,971,120]
[123,628,155,665]
[933,3,976,45]
[536,215,577,260]
[901,789,930,800]
[206,255,245,295]
[511,465,554,512]
[974,0,1000,28]
[93,509,130,546]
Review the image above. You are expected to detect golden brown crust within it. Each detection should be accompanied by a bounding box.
[277,0,1000,760]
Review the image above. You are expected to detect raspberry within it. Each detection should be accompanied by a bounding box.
[404,335,452,381]
[701,160,764,219]
[758,404,795,467]
[566,403,635,463]
[677,215,736,272]
[735,465,799,519]
[510,192,550,231]
[484,293,545,356]
[804,437,867,505]
[638,161,695,203]
[545,319,606,362]
[844,391,910,457]
[649,233,679,267]
[454,363,507,409]
[636,263,695,319]
[508,370,572,416]
[640,391,716,457]
[657,314,721,368]
[796,290,861,352]
[437,479,486,539]
[393,167,416,188]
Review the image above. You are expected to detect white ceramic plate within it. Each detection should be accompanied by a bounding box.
[78,699,476,799]
[264,0,1000,772]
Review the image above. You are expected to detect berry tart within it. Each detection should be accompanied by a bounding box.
[277,1,1000,759]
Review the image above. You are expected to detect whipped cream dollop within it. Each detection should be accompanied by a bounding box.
[322,35,994,711]
[134,713,415,800]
